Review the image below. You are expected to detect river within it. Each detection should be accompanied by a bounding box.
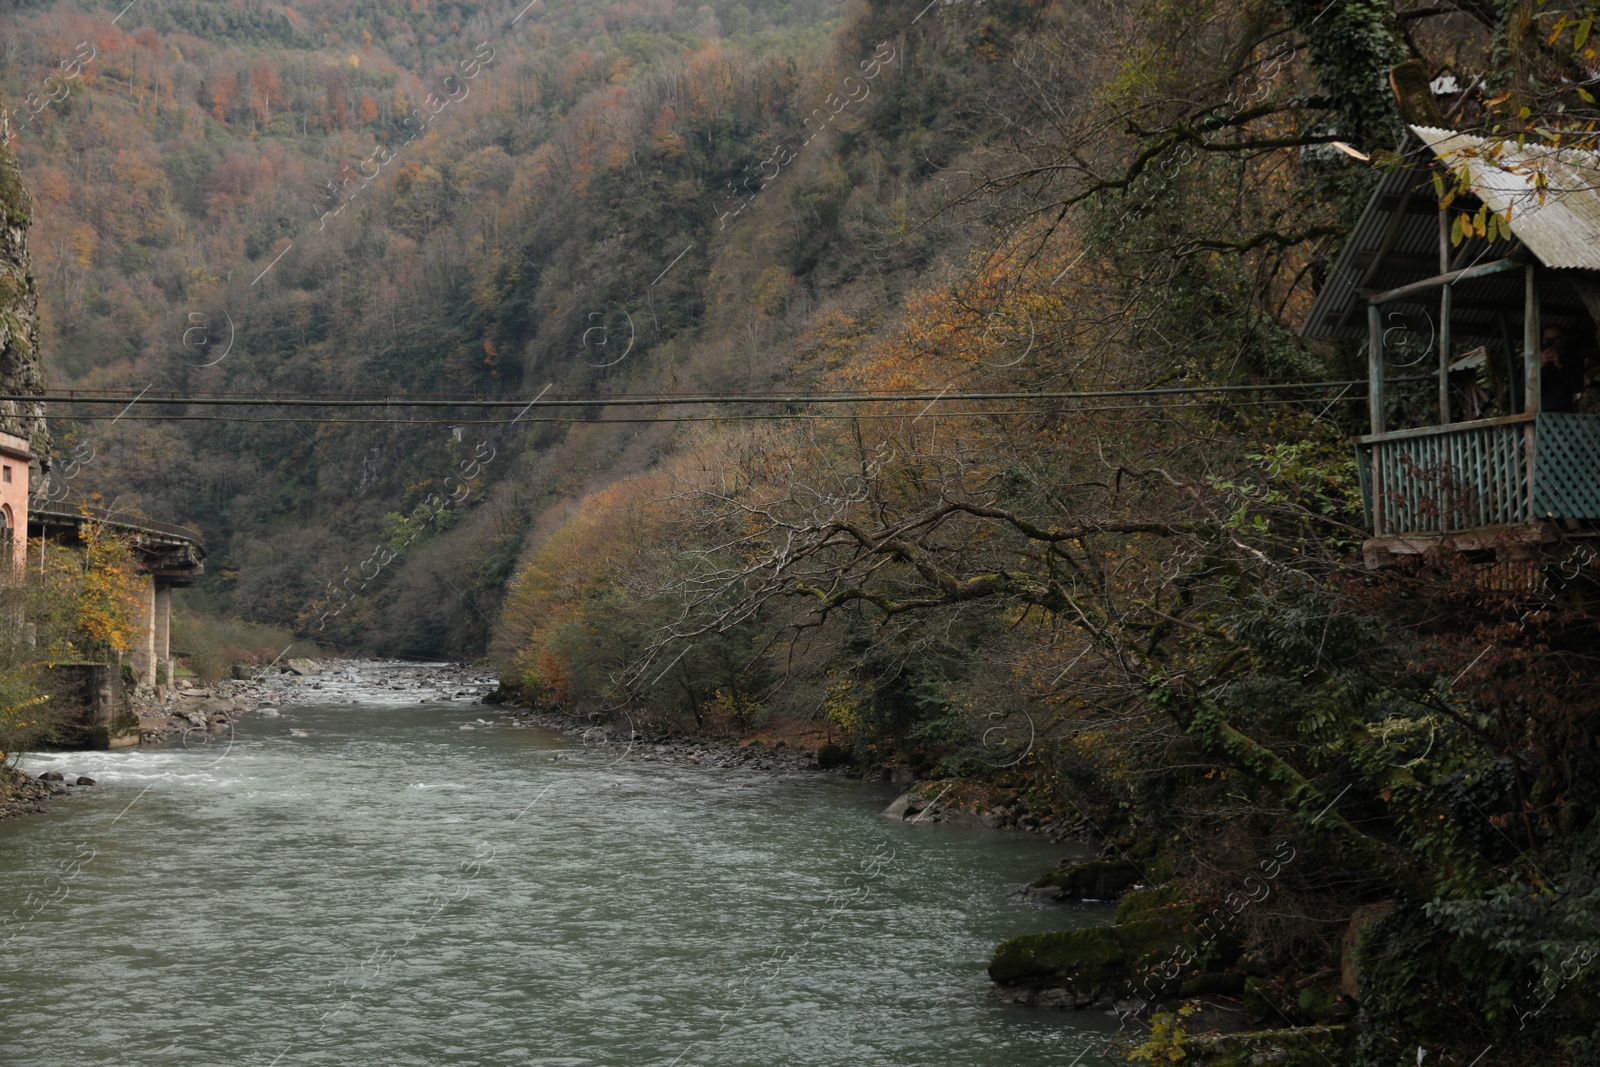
[0,670,1117,1064]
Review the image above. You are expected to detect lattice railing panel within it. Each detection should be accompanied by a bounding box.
[1359,419,1531,536]
[1533,414,1600,519]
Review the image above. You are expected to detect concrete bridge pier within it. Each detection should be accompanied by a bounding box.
[129,576,177,690]
[131,574,156,690]
[156,582,171,688]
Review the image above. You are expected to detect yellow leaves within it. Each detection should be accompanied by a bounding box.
[1546,12,1593,51]
[67,224,97,268]
[504,465,698,686]
[1450,204,1512,247]
[72,522,145,657]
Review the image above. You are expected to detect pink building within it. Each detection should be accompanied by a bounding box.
[0,430,30,575]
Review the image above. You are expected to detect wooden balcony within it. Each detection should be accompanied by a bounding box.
[1356,413,1600,558]
[1299,125,1600,571]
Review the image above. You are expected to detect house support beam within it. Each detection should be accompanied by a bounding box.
[1525,264,1541,415]
[1369,304,1385,435]
[1439,284,1452,423]
[1362,256,1524,306]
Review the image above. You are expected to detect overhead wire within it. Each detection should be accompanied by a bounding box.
[0,377,1428,410]
[49,395,1369,424]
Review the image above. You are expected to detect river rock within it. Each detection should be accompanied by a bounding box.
[883,790,921,820]
[39,770,64,782]
[1009,859,1144,904]
[286,658,322,677]
[75,776,96,786]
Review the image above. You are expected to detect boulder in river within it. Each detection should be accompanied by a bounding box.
[39,770,65,782]
[75,776,96,786]
[883,790,921,820]
[286,658,322,676]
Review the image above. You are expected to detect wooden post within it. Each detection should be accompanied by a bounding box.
[1525,265,1541,415]
[1438,197,1450,274]
[1438,202,1451,424]
[1524,264,1540,522]
[1439,285,1452,424]
[1368,303,1385,434]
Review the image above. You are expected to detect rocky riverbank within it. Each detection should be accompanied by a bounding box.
[132,659,500,743]
[0,765,97,822]
[501,705,824,774]
[499,703,1096,842]
[1,660,500,822]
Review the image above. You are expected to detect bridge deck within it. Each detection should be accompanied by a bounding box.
[28,504,204,581]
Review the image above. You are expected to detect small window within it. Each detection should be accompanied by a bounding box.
[1,465,10,483]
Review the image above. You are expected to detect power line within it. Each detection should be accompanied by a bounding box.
[44,395,1366,424]
[0,378,1418,410]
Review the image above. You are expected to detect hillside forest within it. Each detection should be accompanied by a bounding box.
[4,0,1600,1061]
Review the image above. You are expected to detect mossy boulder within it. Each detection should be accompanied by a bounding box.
[1115,884,1185,924]
[1018,858,1143,903]
[1181,1025,1348,1066]
[815,742,852,769]
[991,888,1262,1011]
[989,912,1201,1004]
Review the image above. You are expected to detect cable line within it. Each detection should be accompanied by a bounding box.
[0,378,1415,410]
[44,395,1366,424]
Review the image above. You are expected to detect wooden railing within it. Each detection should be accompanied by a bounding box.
[1356,413,1600,537]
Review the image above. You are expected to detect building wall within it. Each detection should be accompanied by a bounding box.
[0,430,29,575]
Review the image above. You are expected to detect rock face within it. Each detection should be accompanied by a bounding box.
[0,114,49,463]
[1340,901,1393,998]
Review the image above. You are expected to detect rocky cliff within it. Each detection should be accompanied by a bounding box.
[0,108,49,470]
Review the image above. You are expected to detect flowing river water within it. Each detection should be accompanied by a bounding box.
[0,668,1118,1064]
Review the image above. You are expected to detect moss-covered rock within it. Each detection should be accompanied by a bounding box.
[815,742,852,769]
[1020,858,1143,902]
[1181,1025,1348,1066]
[1115,884,1185,924]
[989,909,1209,1009]
[989,883,1272,1014]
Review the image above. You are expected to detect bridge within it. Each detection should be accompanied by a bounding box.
[28,504,205,690]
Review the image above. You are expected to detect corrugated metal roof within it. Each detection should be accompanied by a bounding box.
[1300,131,1599,342]
[1412,125,1600,270]
[1300,154,1451,340]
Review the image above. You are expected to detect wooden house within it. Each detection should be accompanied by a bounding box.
[1302,125,1600,569]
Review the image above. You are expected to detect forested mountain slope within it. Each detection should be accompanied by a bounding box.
[2,0,1050,654]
